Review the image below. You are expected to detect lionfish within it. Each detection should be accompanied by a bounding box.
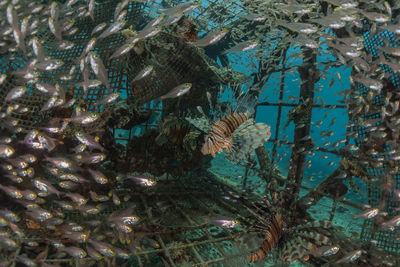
[185,88,271,163]
[244,194,332,263]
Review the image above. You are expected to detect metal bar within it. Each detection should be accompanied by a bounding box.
[271,48,288,163]
[140,195,177,267]
[165,195,205,265]
[10,247,21,267]
[136,254,144,267]
[299,185,363,210]
[285,48,316,207]
[257,101,346,108]
[181,196,230,258]
[329,198,338,222]
[193,257,227,266]
[119,234,242,257]
[242,164,249,190]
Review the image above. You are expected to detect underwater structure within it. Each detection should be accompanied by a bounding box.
[0,0,399,266]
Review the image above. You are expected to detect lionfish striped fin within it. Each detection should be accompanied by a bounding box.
[281,236,314,262]
[249,213,283,263]
[296,231,330,246]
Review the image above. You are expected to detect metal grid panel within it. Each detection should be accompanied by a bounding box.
[0,175,260,266]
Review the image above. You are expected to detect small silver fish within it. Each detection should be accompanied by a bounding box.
[58,181,78,189]
[194,28,228,47]
[60,246,87,259]
[161,2,200,16]
[44,156,73,169]
[381,215,400,230]
[66,27,78,36]
[54,200,74,211]
[353,208,379,219]
[89,52,110,89]
[132,65,154,82]
[238,13,266,21]
[221,40,259,55]
[74,131,104,151]
[94,92,120,105]
[48,17,61,40]
[0,236,18,249]
[204,218,240,228]
[35,59,64,71]
[91,22,107,36]
[125,175,156,186]
[60,173,89,183]
[88,240,116,257]
[0,74,6,85]
[360,10,390,23]
[116,10,127,21]
[65,112,100,124]
[35,83,57,94]
[98,20,126,40]
[160,83,192,99]
[114,0,130,21]
[88,169,108,184]
[0,145,14,158]
[311,245,339,257]
[25,207,53,222]
[20,17,29,39]
[76,79,102,88]
[50,1,59,21]
[65,193,88,206]
[109,42,135,59]
[33,178,60,197]
[335,250,362,264]
[6,4,18,28]
[88,0,95,20]
[63,0,79,8]
[80,38,97,59]
[87,246,103,260]
[112,191,121,206]
[5,86,26,101]
[277,21,317,34]
[0,209,20,222]
[57,40,75,50]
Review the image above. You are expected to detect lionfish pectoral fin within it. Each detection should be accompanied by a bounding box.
[223,137,233,151]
